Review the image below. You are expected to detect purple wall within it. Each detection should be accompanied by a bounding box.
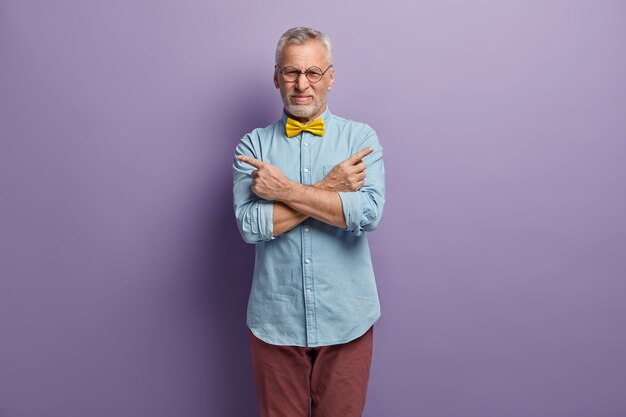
[1,1,625,416]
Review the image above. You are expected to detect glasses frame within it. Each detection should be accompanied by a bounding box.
[275,64,334,83]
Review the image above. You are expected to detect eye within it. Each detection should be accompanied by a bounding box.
[281,66,298,75]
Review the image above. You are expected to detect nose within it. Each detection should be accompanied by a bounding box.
[295,72,310,91]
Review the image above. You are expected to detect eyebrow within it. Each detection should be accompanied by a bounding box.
[281,65,325,70]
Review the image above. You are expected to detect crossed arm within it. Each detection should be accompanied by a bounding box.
[237,147,373,237]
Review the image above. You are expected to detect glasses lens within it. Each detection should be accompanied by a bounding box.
[282,67,299,82]
[306,68,323,82]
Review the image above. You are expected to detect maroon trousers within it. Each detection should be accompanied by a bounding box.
[249,326,374,417]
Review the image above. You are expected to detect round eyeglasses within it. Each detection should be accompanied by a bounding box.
[276,65,333,83]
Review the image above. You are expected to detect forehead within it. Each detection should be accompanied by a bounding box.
[279,40,328,68]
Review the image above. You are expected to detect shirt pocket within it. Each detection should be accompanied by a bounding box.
[314,165,335,184]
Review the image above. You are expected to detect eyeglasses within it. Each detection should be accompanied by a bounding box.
[275,65,333,83]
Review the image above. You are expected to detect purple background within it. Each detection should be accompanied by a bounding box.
[1,1,625,416]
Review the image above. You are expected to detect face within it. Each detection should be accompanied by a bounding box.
[274,40,335,123]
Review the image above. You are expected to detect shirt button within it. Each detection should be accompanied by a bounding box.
[304,168,309,174]
[304,142,309,147]
[304,227,310,232]
[305,258,311,264]
[306,288,312,294]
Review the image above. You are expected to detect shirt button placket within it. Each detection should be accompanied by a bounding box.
[301,131,317,346]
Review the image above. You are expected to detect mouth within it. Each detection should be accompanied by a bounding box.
[291,95,313,104]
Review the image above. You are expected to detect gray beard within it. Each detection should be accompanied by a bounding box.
[284,101,322,119]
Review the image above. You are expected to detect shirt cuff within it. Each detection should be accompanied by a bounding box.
[337,191,363,235]
[251,199,275,241]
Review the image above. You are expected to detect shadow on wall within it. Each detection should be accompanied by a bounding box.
[190,78,278,416]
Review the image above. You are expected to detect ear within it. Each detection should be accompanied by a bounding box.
[273,68,280,89]
[327,68,335,91]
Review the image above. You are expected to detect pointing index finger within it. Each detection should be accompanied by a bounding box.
[237,155,264,169]
[350,147,374,163]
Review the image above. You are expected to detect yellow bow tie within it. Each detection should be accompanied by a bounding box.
[285,117,325,138]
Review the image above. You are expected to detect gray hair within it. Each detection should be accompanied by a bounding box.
[275,27,334,66]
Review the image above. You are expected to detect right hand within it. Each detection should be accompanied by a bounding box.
[237,155,295,202]
[316,147,374,192]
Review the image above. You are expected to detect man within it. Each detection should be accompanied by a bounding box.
[232,27,385,417]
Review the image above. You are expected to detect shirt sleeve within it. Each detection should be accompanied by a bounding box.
[232,134,275,244]
[337,128,386,237]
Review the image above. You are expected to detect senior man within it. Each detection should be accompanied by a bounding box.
[232,27,385,417]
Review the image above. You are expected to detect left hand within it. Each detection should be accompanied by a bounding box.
[317,147,373,192]
[237,155,293,201]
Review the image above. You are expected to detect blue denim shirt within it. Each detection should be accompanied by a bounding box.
[232,107,385,347]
